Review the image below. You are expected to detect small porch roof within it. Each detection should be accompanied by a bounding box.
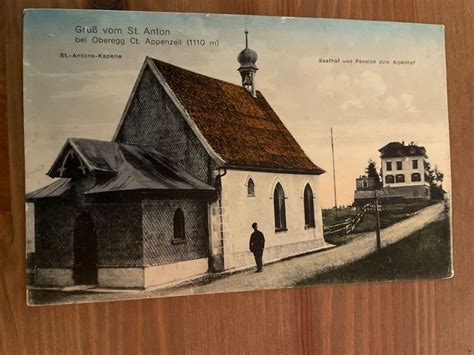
[27,138,215,201]
[26,178,72,201]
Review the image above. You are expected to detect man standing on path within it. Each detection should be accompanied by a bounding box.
[249,222,265,272]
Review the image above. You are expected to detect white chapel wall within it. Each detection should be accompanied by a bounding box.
[219,169,325,269]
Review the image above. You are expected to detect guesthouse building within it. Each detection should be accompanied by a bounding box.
[353,142,431,206]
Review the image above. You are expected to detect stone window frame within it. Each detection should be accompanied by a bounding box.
[385,174,395,184]
[172,208,186,245]
[396,161,403,170]
[273,182,287,233]
[303,183,316,229]
[396,174,405,183]
[411,172,421,182]
[412,159,419,169]
[245,176,256,197]
[386,161,392,171]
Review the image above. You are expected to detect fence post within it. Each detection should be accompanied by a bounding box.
[375,190,381,250]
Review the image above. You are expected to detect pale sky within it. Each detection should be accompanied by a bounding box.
[24,9,450,207]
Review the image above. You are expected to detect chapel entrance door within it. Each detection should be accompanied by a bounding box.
[73,212,98,285]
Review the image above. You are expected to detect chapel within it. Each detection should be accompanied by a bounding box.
[27,32,327,288]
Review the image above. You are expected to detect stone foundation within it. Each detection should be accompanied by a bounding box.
[98,268,144,288]
[144,258,208,288]
[36,268,74,287]
[36,259,210,289]
[354,184,430,206]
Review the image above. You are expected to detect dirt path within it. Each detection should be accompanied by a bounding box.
[154,201,446,297]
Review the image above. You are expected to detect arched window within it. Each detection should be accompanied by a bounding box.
[173,209,185,241]
[247,178,255,196]
[411,173,421,182]
[304,184,316,228]
[385,175,394,184]
[396,174,405,183]
[273,183,287,231]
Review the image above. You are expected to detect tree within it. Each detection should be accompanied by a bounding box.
[425,162,444,187]
[430,167,444,188]
[365,159,382,188]
[425,162,445,200]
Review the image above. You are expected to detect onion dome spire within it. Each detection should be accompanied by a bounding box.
[237,30,258,97]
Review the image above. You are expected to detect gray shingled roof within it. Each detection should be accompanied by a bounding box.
[378,142,427,158]
[26,178,71,201]
[27,138,215,200]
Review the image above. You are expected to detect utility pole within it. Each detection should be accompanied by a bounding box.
[374,188,381,250]
[330,128,338,220]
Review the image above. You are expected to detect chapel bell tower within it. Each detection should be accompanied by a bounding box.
[237,30,258,98]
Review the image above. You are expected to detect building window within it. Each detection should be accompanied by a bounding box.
[385,175,394,184]
[396,161,403,170]
[247,178,255,197]
[273,183,287,232]
[411,173,421,182]
[362,180,368,188]
[303,184,316,228]
[173,208,185,242]
[396,174,405,183]
[412,159,418,169]
[386,161,392,171]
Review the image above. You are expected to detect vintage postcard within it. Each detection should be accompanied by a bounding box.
[24,9,452,305]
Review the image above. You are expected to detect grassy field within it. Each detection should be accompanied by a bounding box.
[322,207,358,226]
[354,201,436,233]
[296,215,451,286]
[323,201,436,245]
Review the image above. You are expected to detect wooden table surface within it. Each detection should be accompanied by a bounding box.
[1,1,473,354]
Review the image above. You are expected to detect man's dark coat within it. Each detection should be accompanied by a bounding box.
[249,230,265,252]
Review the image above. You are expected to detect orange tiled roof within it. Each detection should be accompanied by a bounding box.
[150,59,324,174]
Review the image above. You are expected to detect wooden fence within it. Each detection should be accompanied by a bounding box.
[323,203,373,236]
